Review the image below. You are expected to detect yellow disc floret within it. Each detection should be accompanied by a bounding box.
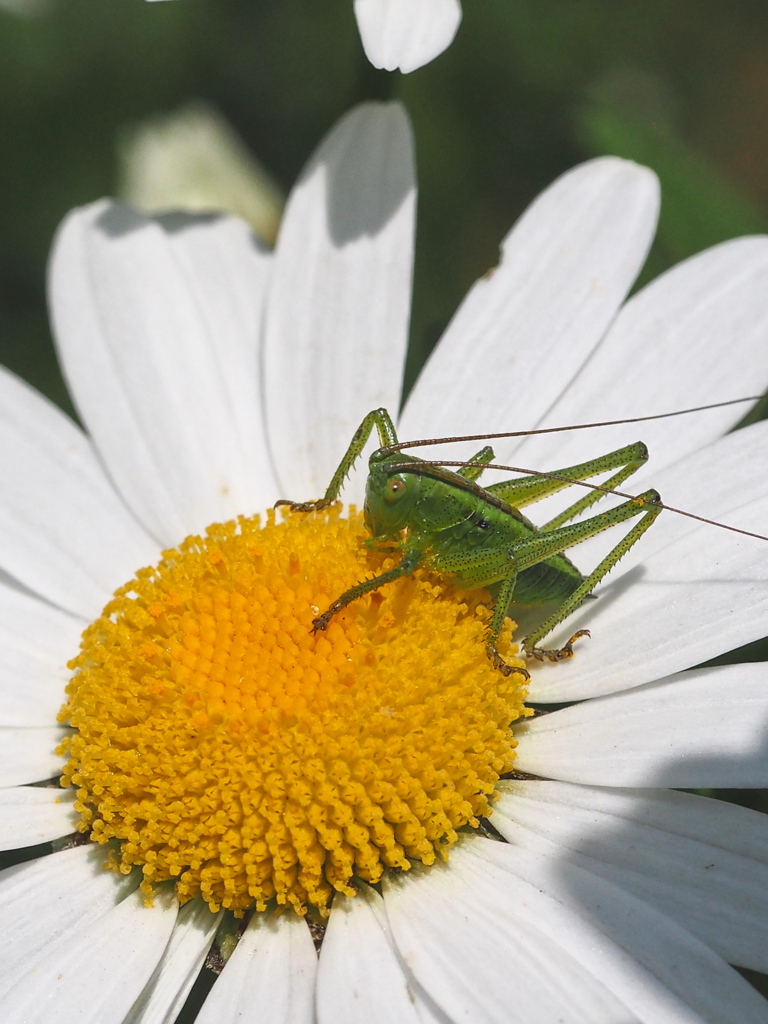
[59,507,529,915]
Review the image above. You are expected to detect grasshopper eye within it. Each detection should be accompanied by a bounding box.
[384,475,408,502]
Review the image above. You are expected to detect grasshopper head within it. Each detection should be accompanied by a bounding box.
[364,451,421,538]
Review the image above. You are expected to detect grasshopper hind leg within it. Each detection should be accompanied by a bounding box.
[526,628,590,662]
[520,488,663,661]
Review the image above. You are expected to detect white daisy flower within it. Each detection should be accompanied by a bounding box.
[145,0,461,74]
[2,102,768,1024]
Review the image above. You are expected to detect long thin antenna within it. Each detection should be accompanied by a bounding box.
[389,396,764,453]
[387,458,768,543]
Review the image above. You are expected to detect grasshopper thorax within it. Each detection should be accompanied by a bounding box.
[364,449,422,538]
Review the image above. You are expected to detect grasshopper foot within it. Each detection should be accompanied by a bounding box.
[525,629,590,663]
[311,606,340,633]
[275,498,331,514]
[486,644,531,682]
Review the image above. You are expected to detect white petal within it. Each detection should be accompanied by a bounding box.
[383,845,636,1023]
[494,781,768,972]
[318,886,426,1024]
[123,900,222,1024]
[0,844,138,998]
[196,911,316,1024]
[516,663,768,787]
[354,0,462,73]
[49,204,273,546]
[0,786,77,850]
[400,158,659,465]
[0,367,158,619]
[512,236,768,481]
[524,455,768,701]
[0,886,177,1024]
[0,580,81,726]
[264,102,415,504]
[154,211,273,486]
[0,726,71,786]
[444,839,767,1023]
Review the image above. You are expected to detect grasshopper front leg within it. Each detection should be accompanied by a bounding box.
[275,408,398,512]
[311,547,426,632]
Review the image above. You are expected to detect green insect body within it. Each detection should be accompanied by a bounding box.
[278,408,664,677]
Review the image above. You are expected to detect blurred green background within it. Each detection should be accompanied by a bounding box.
[2,0,768,998]
[4,0,768,407]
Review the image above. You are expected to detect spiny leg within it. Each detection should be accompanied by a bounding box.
[457,445,495,483]
[515,489,663,661]
[276,408,398,512]
[311,547,425,633]
[540,443,649,531]
[486,442,649,514]
[485,568,530,681]
[424,540,530,680]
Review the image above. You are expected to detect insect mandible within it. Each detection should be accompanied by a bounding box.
[276,401,767,679]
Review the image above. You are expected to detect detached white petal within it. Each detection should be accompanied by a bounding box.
[494,781,768,972]
[264,102,415,503]
[516,663,768,787]
[196,912,316,1024]
[354,0,462,73]
[49,206,273,546]
[401,158,659,462]
[0,787,76,851]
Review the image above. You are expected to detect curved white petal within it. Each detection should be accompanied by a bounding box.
[516,663,768,787]
[123,900,222,1024]
[264,102,415,504]
[318,886,427,1024]
[0,726,71,786]
[0,844,138,999]
[494,781,768,973]
[354,0,462,73]
[49,204,273,546]
[401,158,659,464]
[0,786,77,850]
[196,911,316,1024]
[382,845,637,1023]
[385,838,768,1023]
[0,580,81,726]
[444,839,767,1023]
[0,367,158,619]
[525,459,768,701]
[0,886,177,1024]
[512,236,768,482]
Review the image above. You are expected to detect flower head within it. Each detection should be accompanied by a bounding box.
[2,103,768,1022]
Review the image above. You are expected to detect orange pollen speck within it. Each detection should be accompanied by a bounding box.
[58,507,529,916]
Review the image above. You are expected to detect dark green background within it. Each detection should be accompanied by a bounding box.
[2,0,767,1000]
[5,1,768,406]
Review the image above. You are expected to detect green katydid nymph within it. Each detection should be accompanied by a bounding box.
[276,401,768,679]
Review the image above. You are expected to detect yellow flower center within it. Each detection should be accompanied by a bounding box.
[59,507,529,915]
